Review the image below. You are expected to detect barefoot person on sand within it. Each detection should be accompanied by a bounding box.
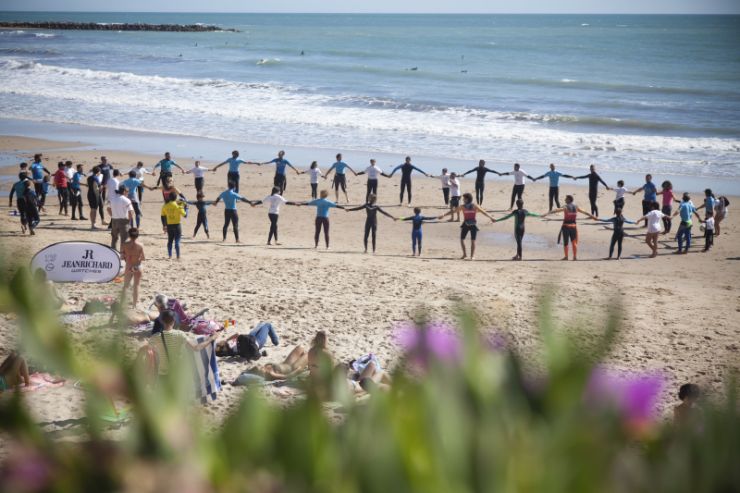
[185,160,209,194]
[672,193,702,255]
[542,195,597,261]
[462,159,500,206]
[533,163,573,211]
[324,153,357,204]
[500,163,535,210]
[493,199,541,261]
[307,161,322,199]
[388,156,430,205]
[153,151,185,187]
[251,187,299,246]
[345,193,396,254]
[573,164,610,217]
[9,172,30,234]
[87,166,106,229]
[355,159,390,203]
[398,207,437,257]
[161,192,186,258]
[187,192,215,239]
[636,202,666,258]
[300,189,344,249]
[261,150,301,195]
[212,150,255,193]
[598,208,635,260]
[121,227,145,307]
[439,192,495,260]
[212,182,255,243]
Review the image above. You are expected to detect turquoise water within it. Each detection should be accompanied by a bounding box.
[1,12,739,177]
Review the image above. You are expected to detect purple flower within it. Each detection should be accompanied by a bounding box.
[394,322,461,368]
[585,367,664,424]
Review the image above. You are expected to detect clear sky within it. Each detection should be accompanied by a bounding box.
[2,0,739,14]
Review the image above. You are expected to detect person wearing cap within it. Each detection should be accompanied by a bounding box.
[107,184,134,251]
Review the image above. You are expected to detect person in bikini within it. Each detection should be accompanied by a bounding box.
[121,227,145,307]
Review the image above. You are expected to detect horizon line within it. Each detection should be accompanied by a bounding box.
[1,10,740,16]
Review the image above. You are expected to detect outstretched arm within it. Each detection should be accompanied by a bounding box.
[437,207,460,220]
[324,163,337,179]
[577,208,598,220]
[345,204,366,212]
[631,185,645,196]
[411,165,429,176]
[287,162,301,174]
[173,162,186,174]
[377,207,395,220]
[388,165,402,177]
[543,207,564,217]
[462,168,477,177]
[212,159,229,172]
[475,204,495,221]
[496,212,515,223]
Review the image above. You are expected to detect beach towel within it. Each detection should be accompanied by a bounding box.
[193,336,221,401]
[5,373,66,393]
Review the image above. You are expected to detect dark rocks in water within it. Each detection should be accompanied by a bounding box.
[0,22,239,32]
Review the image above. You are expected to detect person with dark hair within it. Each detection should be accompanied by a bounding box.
[153,152,185,188]
[439,192,495,260]
[324,153,357,203]
[598,208,635,260]
[672,193,702,254]
[345,193,396,254]
[388,156,430,205]
[29,153,51,208]
[9,172,30,234]
[159,176,187,204]
[187,192,214,239]
[439,168,451,205]
[0,352,31,392]
[69,164,87,220]
[611,180,627,215]
[398,207,437,256]
[108,185,134,251]
[251,187,298,245]
[149,309,216,376]
[212,150,255,193]
[493,199,541,261]
[462,159,500,205]
[52,161,70,216]
[121,227,145,307]
[701,210,715,252]
[307,161,322,199]
[122,170,155,228]
[300,189,344,249]
[212,181,254,243]
[714,195,728,236]
[500,163,535,210]
[186,160,209,193]
[261,150,301,195]
[22,180,41,235]
[127,161,152,202]
[674,383,701,426]
[542,194,597,261]
[573,164,610,217]
[656,180,679,234]
[161,192,186,259]
[636,202,666,258]
[86,166,105,229]
[356,159,390,203]
[533,163,574,211]
[631,173,658,218]
[98,156,112,201]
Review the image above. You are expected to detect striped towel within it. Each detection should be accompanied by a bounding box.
[193,337,221,401]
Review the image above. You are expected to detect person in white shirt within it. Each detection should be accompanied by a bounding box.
[356,159,389,203]
[251,187,298,245]
[611,179,628,214]
[307,161,322,199]
[447,173,462,222]
[439,168,451,205]
[107,185,134,251]
[702,211,715,252]
[186,160,209,193]
[636,202,666,258]
[500,163,535,210]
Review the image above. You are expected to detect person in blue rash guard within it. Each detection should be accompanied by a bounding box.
[533,163,574,211]
[462,159,501,205]
[261,150,301,195]
[671,192,702,254]
[212,150,257,193]
[299,189,344,249]
[631,173,658,217]
[122,170,156,228]
[212,181,255,243]
[323,153,358,203]
[153,151,185,187]
[29,153,51,208]
[388,156,430,205]
[8,172,30,233]
[397,207,437,256]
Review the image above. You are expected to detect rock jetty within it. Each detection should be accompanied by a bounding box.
[0,22,238,32]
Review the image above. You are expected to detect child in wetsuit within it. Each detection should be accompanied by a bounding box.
[494,199,540,261]
[398,207,436,256]
[599,208,635,260]
[188,192,213,239]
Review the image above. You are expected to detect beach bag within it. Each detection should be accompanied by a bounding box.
[236,334,262,361]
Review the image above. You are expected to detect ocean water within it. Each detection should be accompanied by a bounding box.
[1,12,739,178]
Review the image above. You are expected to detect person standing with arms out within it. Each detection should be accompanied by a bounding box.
[500,163,535,210]
[9,172,30,234]
[212,181,255,243]
[533,163,573,211]
[439,192,496,260]
[186,160,209,194]
[573,164,610,217]
[397,207,437,257]
[611,180,628,215]
[212,150,255,193]
[672,192,702,254]
[121,227,145,308]
[122,170,155,228]
[656,180,679,234]
[542,195,597,261]
[161,192,186,259]
[251,187,298,246]
[29,153,51,209]
[636,202,667,258]
[356,159,390,203]
[87,166,106,229]
[447,172,462,222]
[389,156,430,206]
[153,152,185,188]
[300,189,344,249]
[324,153,357,204]
[64,160,75,209]
[439,168,451,206]
[493,199,541,261]
[599,208,635,260]
[631,173,658,219]
[98,156,113,202]
[462,159,501,206]
[307,161,322,199]
[261,150,301,195]
[69,163,86,220]
[345,193,396,254]
[52,161,70,216]
[107,185,134,252]
[127,161,151,203]
[187,192,214,239]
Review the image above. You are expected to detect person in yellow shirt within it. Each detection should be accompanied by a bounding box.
[161,192,186,259]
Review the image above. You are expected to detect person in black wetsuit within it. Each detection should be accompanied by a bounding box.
[599,208,636,260]
[388,156,429,205]
[574,164,610,216]
[462,159,500,205]
[345,193,396,254]
[493,199,541,261]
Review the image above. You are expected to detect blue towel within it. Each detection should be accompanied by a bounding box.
[193,337,221,401]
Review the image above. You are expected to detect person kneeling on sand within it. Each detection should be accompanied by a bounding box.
[0,351,31,392]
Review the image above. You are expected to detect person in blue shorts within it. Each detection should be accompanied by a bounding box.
[533,163,574,211]
[212,181,255,243]
[398,207,437,256]
[261,150,301,195]
[212,150,257,193]
[324,153,358,203]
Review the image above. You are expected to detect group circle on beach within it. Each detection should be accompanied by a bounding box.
[9,149,729,301]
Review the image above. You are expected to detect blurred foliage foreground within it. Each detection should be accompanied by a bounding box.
[0,265,738,493]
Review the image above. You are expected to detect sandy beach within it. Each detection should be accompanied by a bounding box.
[1,135,738,436]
